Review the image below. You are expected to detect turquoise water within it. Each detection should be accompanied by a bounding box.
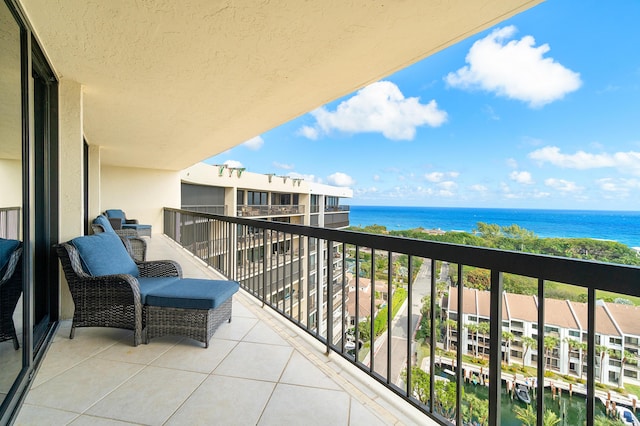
[348,206,640,248]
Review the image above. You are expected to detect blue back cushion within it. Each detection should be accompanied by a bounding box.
[105,209,126,223]
[93,215,116,233]
[71,233,139,277]
[0,238,20,272]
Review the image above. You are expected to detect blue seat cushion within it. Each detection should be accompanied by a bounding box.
[137,277,179,304]
[0,238,20,272]
[105,209,126,223]
[145,279,239,310]
[93,215,116,233]
[71,232,139,277]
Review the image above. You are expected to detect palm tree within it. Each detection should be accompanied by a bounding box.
[513,405,536,426]
[502,331,515,366]
[577,341,588,380]
[596,345,613,384]
[543,409,561,426]
[563,337,579,376]
[544,335,560,371]
[466,322,479,358]
[478,321,491,359]
[619,349,636,388]
[522,336,537,368]
[445,318,457,352]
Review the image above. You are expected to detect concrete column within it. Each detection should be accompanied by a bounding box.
[88,144,101,220]
[58,78,83,319]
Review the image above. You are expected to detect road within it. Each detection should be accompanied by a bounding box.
[372,259,432,384]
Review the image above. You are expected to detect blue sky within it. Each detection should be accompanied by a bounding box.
[208,1,640,211]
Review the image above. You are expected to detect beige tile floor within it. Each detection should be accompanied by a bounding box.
[15,235,432,425]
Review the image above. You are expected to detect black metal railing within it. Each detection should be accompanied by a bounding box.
[163,208,640,426]
[0,207,20,240]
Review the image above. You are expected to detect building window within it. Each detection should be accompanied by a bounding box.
[247,191,267,205]
[511,320,523,329]
[569,330,580,338]
[610,337,622,346]
[625,336,639,346]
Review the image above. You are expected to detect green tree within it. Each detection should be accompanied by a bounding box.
[619,350,636,388]
[478,322,491,359]
[466,322,480,359]
[462,393,488,426]
[502,331,515,366]
[445,318,457,352]
[514,405,536,426]
[564,337,580,376]
[543,409,561,426]
[401,366,430,404]
[544,335,560,370]
[577,341,588,380]
[522,336,537,368]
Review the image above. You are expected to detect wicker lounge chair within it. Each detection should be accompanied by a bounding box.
[56,232,239,347]
[0,239,22,350]
[105,209,152,237]
[91,215,147,261]
[56,233,182,346]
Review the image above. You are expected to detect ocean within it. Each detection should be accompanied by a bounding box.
[348,206,640,248]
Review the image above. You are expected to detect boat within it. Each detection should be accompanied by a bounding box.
[515,384,531,404]
[616,406,640,426]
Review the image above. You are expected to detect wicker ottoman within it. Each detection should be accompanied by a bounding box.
[144,279,239,347]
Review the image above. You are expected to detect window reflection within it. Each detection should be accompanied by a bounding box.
[0,0,24,403]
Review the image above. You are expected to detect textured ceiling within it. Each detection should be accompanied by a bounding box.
[19,0,541,170]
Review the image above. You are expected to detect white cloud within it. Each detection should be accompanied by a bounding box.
[327,172,355,187]
[242,136,264,150]
[529,146,640,175]
[438,181,457,191]
[273,161,294,170]
[288,172,321,183]
[470,184,488,192]
[544,178,582,192]
[445,26,582,108]
[509,170,534,185]
[506,158,518,169]
[298,126,318,140]
[300,81,447,140]
[425,171,459,182]
[597,177,640,193]
[373,174,380,181]
[223,160,243,168]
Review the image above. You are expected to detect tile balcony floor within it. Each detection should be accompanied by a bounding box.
[15,235,431,425]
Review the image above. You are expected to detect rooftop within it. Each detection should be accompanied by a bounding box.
[16,235,429,425]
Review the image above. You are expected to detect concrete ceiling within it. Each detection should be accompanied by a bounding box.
[19,0,542,171]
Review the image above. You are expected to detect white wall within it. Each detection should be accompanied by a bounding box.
[100,165,181,232]
[0,158,21,207]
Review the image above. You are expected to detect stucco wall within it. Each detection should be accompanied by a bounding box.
[100,165,181,232]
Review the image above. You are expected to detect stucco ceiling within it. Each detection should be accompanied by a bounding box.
[19,0,541,171]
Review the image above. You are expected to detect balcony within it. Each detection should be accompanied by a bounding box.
[16,234,425,425]
[162,209,640,425]
[237,204,304,217]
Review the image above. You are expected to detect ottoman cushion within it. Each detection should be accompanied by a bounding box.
[145,278,239,310]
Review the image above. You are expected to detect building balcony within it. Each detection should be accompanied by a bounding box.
[16,234,425,425]
[237,204,304,217]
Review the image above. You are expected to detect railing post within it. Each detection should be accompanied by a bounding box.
[429,258,436,413]
[537,279,545,426]
[587,287,595,426]
[326,240,334,354]
[456,264,464,426]
[488,269,503,426]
